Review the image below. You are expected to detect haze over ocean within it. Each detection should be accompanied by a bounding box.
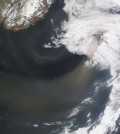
[0,0,120,134]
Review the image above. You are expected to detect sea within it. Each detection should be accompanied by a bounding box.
[0,0,120,134]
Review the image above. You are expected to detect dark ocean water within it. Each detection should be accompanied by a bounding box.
[0,0,113,134]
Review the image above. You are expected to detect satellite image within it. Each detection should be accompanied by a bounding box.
[0,0,120,134]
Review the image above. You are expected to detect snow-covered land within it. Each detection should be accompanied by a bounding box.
[0,0,54,31]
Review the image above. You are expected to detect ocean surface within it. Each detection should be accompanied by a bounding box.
[0,0,120,134]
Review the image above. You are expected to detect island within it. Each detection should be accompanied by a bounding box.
[0,0,54,31]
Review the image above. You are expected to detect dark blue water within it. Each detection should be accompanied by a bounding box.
[0,0,82,79]
[0,0,112,134]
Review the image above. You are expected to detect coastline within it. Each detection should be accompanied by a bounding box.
[0,0,54,31]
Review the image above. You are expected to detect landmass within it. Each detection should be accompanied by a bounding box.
[0,0,54,31]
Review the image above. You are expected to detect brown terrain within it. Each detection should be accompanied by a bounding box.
[0,0,54,31]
